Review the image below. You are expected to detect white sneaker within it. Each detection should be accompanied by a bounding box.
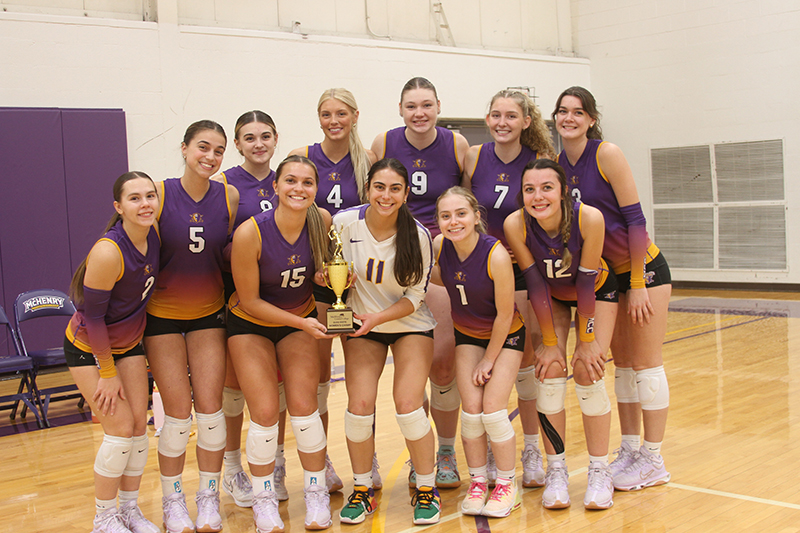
[304,484,332,530]
[195,489,222,532]
[223,470,254,507]
[521,444,545,487]
[584,463,614,509]
[92,508,133,533]
[118,501,159,533]
[613,447,670,491]
[162,493,194,533]
[609,441,638,479]
[372,453,383,491]
[274,458,289,501]
[253,490,284,533]
[325,454,343,493]
[542,460,570,509]
[486,444,497,487]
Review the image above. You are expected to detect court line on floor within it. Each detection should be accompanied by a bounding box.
[664,316,769,345]
[668,482,800,510]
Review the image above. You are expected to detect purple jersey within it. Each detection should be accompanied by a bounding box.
[470,143,539,247]
[437,233,523,339]
[523,202,608,301]
[306,143,361,215]
[67,223,160,353]
[221,165,276,229]
[147,178,230,320]
[382,126,463,236]
[229,209,315,327]
[557,140,657,274]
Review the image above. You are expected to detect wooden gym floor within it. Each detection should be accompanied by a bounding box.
[4,289,800,532]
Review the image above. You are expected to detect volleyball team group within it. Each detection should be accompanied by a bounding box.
[65,77,672,533]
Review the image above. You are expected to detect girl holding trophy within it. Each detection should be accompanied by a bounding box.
[332,158,440,526]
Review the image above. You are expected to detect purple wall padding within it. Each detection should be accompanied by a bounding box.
[62,108,129,273]
[0,108,128,353]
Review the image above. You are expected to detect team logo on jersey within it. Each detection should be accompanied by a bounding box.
[548,247,561,257]
[645,271,656,285]
[144,264,154,276]
[497,173,510,183]
[189,213,204,224]
[505,335,520,347]
[257,189,269,197]
[328,172,341,182]
[288,254,302,266]
[23,295,66,313]
[412,159,427,169]
[604,290,617,300]
[455,271,467,282]
[570,175,580,185]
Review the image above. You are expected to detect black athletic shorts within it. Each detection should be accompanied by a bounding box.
[227,309,318,345]
[616,252,671,293]
[553,268,620,307]
[64,337,145,368]
[349,329,434,346]
[454,325,526,353]
[144,306,227,337]
[313,283,349,307]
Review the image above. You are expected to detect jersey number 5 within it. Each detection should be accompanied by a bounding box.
[189,226,205,253]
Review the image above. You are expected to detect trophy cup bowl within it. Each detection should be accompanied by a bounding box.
[324,225,355,333]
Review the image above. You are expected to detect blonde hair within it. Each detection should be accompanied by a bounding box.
[317,88,370,203]
[489,90,555,159]
[435,186,487,234]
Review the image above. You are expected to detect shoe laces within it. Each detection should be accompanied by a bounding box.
[545,462,568,488]
[488,483,513,502]
[195,489,220,514]
[253,491,279,512]
[411,488,438,510]
[467,480,488,498]
[436,452,456,471]
[305,484,329,510]
[231,470,253,493]
[522,445,541,468]
[163,493,190,516]
[587,465,611,490]
[95,509,131,533]
[119,502,146,524]
[345,487,374,512]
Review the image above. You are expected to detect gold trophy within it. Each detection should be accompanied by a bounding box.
[324,225,355,333]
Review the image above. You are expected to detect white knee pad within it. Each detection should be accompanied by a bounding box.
[317,381,331,415]
[291,410,327,454]
[123,434,149,477]
[395,407,431,442]
[430,378,461,412]
[245,421,279,466]
[482,410,515,444]
[537,378,567,416]
[94,434,133,478]
[278,381,286,413]
[576,379,612,417]
[222,386,245,417]
[158,415,192,458]
[344,410,374,443]
[196,410,227,452]
[614,367,639,403]
[515,365,538,401]
[636,366,670,410]
[460,411,485,440]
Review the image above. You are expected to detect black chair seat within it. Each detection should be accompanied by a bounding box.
[27,348,67,367]
[0,355,35,372]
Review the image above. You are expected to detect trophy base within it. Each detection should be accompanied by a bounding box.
[326,308,355,334]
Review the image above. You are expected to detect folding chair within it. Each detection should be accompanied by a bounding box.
[14,289,84,428]
[0,304,45,429]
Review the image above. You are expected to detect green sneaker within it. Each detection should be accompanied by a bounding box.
[411,486,441,525]
[339,486,375,525]
[435,445,461,489]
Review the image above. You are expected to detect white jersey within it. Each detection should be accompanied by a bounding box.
[333,205,437,333]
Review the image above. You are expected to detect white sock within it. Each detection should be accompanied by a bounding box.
[224,449,244,477]
[252,472,276,495]
[524,434,540,448]
[416,472,436,488]
[304,468,326,489]
[468,464,488,481]
[118,490,138,506]
[547,453,566,465]
[353,471,372,488]
[643,440,662,457]
[198,470,221,492]
[496,468,515,484]
[438,437,456,448]
[95,497,116,515]
[161,474,183,496]
[621,434,641,449]
[589,454,608,466]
